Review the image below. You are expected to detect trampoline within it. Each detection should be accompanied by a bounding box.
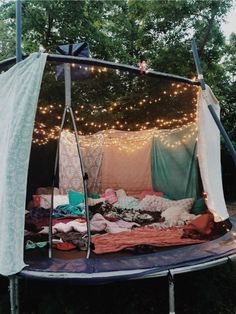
[1,43,236,314]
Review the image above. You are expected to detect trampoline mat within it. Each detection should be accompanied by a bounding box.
[20,217,236,283]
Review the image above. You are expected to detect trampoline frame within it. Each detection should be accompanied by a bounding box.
[2,1,236,312]
[1,46,236,314]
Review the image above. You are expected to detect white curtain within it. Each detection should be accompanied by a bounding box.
[198,86,229,221]
[0,53,47,276]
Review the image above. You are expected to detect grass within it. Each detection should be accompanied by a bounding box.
[1,263,236,314]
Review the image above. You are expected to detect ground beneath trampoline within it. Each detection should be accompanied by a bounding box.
[227,203,236,216]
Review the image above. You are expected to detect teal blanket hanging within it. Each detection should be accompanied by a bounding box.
[151,124,198,200]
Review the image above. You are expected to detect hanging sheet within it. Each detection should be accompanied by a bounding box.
[197,86,229,221]
[59,131,84,193]
[0,53,47,276]
[151,123,198,200]
[101,130,152,194]
[59,131,104,194]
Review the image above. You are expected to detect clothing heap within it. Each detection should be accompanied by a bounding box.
[24,187,214,254]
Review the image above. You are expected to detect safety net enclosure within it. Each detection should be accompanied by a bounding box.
[0,52,235,286]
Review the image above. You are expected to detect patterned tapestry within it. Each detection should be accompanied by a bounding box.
[59,131,104,194]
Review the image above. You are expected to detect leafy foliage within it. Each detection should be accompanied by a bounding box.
[0,0,235,145]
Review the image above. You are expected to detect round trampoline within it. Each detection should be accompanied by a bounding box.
[1,52,236,314]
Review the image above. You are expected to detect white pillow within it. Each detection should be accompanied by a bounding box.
[162,198,195,212]
[161,205,196,227]
[39,194,69,209]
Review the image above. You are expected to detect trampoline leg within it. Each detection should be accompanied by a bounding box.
[168,272,175,314]
[8,275,19,314]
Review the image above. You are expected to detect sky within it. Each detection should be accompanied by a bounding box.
[221,2,236,39]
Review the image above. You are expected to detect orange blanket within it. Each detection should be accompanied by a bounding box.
[92,227,206,254]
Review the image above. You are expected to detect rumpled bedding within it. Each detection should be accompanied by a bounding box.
[53,213,139,234]
[92,227,206,254]
[136,195,194,212]
[25,190,200,253]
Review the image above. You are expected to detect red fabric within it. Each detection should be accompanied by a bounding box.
[53,242,76,251]
[92,227,206,254]
[183,213,214,235]
[32,195,41,207]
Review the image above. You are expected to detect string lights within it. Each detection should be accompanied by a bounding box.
[60,122,197,153]
[32,81,199,147]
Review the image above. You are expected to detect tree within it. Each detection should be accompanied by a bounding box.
[221,33,236,146]
[0,0,235,140]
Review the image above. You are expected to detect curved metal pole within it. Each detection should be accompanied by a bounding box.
[208,104,236,167]
[49,64,91,258]
[64,62,91,258]
[191,39,205,90]
[16,0,22,63]
[48,107,67,258]
[69,106,91,258]
[191,38,236,168]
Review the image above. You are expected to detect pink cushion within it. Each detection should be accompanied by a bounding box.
[137,190,164,200]
[101,188,118,204]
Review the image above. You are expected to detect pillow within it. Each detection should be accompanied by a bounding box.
[101,188,118,204]
[68,190,84,206]
[161,205,196,227]
[137,190,164,200]
[191,198,206,215]
[162,198,195,212]
[114,196,140,209]
[116,189,127,200]
[33,194,69,209]
[138,195,194,213]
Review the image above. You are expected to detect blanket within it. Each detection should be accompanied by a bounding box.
[92,227,206,254]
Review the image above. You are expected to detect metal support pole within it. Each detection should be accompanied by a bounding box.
[8,275,19,314]
[16,0,22,63]
[48,64,91,258]
[14,276,19,314]
[48,107,67,258]
[191,38,236,168]
[69,106,91,258]
[64,63,91,258]
[191,39,205,90]
[64,63,71,107]
[168,272,175,314]
[208,104,236,167]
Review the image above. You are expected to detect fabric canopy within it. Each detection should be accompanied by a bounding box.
[59,131,104,194]
[0,53,47,276]
[151,123,198,200]
[197,86,229,221]
[101,130,152,194]
[0,53,229,278]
